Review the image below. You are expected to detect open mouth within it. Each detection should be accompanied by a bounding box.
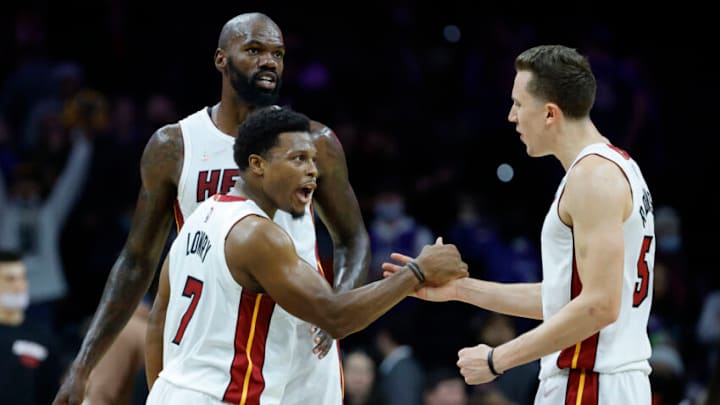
[295,183,316,204]
[255,72,277,90]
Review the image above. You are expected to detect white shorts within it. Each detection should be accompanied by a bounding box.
[534,369,650,405]
[146,378,224,405]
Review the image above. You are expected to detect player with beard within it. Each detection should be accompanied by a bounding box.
[144,106,466,405]
[53,12,370,405]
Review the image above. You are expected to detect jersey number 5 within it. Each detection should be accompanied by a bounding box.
[633,236,653,307]
[172,276,204,345]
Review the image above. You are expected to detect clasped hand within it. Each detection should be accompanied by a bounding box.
[381,237,467,301]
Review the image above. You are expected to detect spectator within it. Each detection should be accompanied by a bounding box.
[369,186,433,281]
[0,128,93,329]
[423,367,469,405]
[0,250,64,405]
[343,348,383,405]
[375,311,424,405]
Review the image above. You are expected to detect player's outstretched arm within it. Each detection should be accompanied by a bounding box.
[53,127,181,405]
[460,157,629,384]
[228,219,467,340]
[383,252,543,320]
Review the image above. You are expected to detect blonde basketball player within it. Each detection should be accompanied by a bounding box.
[383,45,654,405]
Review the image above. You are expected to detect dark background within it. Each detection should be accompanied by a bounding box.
[1,1,717,403]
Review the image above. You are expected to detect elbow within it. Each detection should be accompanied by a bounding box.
[600,305,620,327]
[323,316,355,341]
[317,321,351,341]
[339,228,370,249]
[313,299,356,340]
[326,327,351,341]
[589,297,620,328]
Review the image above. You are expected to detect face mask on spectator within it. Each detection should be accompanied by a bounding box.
[0,291,30,311]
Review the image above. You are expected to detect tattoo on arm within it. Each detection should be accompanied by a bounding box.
[75,126,182,369]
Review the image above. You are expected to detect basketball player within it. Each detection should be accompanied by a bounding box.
[383,45,655,404]
[144,106,467,404]
[54,12,370,405]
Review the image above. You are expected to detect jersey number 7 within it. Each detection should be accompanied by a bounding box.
[172,276,204,345]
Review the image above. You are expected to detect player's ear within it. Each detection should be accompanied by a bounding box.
[545,102,561,125]
[248,154,265,176]
[214,49,226,72]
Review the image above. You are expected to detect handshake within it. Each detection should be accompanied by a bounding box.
[383,237,469,300]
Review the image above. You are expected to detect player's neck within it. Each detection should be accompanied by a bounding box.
[556,119,607,171]
[213,99,256,136]
[230,181,277,219]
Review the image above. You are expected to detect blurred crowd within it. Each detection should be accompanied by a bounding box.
[0,4,717,405]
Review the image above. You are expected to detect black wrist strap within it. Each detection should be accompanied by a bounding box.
[488,348,502,376]
[406,261,425,284]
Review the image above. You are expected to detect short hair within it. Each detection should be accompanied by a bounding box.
[0,250,22,264]
[514,44,596,119]
[233,106,311,170]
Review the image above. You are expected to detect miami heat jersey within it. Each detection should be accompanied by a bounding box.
[539,143,654,379]
[176,107,318,269]
[163,108,342,404]
[159,194,343,404]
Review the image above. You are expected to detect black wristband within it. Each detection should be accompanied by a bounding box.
[487,348,502,376]
[406,261,425,284]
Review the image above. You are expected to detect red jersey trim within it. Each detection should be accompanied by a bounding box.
[173,200,184,231]
[214,194,248,202]
[557,237,600,370]
[565,369,599,405]
[223,291,275,404]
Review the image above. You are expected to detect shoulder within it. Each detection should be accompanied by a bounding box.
[308,119,347,173]
[568,154,629,193]
[143,123,184,160]
[309,120,342,151]
[227,214,294,252]
[225,214,297,271]
[140,123,184,179]
[564,154,631,211]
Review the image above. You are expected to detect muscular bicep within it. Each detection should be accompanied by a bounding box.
[127,127,183,266]
[310,122,369,290]
[563,158,631,308]
[311,123,366,243]
[226,218,335,326]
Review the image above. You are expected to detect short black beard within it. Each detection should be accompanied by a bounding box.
[228,59,281,107]
[290,209,305,220]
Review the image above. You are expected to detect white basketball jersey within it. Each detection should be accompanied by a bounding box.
[159,194,343,404]
[539,143,654,379]
[176,107,319,269]
[158,108,342,404]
